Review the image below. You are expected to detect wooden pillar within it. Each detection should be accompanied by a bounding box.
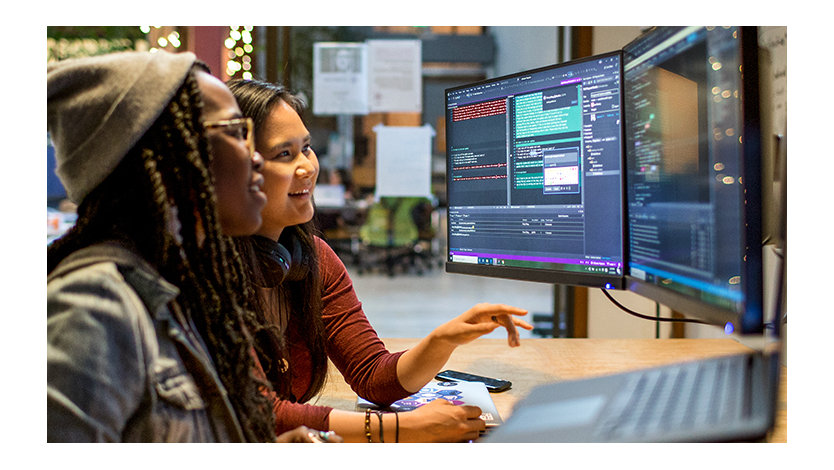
[264,27,280,85]
[572,287,589,338]
[571,26,594,60]
[670,311,686,338]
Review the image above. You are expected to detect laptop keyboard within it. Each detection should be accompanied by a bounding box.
[596,354,752,440]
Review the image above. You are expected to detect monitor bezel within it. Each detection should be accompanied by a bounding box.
[621,26,764,334]
[444,51,626,289]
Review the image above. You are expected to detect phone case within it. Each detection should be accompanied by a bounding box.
[435,370,512,392]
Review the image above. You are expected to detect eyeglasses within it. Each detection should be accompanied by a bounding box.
[203,117,255,157]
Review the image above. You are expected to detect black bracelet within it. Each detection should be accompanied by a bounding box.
[375,410,384,443]
[364,409,373,442]
[395,411,400,443]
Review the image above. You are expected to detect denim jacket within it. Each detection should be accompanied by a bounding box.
[47,243,246,442]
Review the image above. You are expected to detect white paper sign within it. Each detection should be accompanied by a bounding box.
[367,39,422,113]
[374,124,434,198]
[313,43,369,115]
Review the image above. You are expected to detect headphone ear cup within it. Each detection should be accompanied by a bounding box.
[272,242,293,283]
[284,236,306,282]
[251,235,292,287]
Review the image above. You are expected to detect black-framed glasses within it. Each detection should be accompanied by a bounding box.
[204,117,255,157]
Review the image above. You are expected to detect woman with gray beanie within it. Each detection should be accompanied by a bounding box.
[46,50,283,442]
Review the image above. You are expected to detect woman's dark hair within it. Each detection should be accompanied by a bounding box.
[47,67,277,442]
[227,78,328,403]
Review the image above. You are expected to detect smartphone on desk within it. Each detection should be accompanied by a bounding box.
[435,370,512,393]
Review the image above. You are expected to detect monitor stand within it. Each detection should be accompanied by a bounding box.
[532,284,587,338]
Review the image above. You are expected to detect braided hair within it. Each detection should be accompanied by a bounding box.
[47,66,277,442]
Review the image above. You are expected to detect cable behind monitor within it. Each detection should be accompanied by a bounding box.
[600,288,709,325]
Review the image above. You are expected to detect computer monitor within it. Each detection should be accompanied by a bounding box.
[444,52,625,288]
[622,26,764,334]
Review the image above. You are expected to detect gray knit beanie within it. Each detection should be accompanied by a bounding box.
[47,50,198,203]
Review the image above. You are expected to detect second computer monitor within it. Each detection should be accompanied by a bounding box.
[445,52,625,288]
[622,26,764,334]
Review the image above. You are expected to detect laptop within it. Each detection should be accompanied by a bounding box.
[483,349,780,442]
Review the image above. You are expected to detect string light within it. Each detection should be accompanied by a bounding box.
[225,26,255,80]
[133,26,255,79]
[141,26,182,53]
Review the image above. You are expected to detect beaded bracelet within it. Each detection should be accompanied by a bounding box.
[364,409,373,442]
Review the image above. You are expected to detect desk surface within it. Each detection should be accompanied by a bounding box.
[316,338,786,443]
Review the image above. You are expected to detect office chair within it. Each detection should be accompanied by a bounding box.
[357,197,436,276]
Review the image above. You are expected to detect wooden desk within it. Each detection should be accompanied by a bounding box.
[316,338,786,443]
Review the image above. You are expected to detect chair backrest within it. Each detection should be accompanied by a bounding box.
[359,197,424,247]
[389,197,420,246]
[359,202,394,247]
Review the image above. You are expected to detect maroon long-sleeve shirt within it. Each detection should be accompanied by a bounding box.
[270,236,411,434]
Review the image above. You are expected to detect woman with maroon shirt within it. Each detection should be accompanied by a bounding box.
[228,78,532,443]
